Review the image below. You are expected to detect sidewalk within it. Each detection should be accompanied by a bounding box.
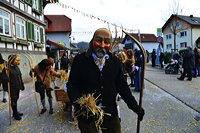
[145,63,200,113]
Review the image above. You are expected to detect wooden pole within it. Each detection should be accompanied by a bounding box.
[7,72,12,125]
[32,71,40,116]
[24,53,40,116]
[5,58,15,125]
[122,31,146,133]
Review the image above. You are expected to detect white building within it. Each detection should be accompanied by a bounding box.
[162,14,200,52]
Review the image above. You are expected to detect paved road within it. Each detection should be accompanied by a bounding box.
[0,64,199,133]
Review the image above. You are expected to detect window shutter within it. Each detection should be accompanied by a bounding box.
[39,0,43,14]
[30,0,33,5]
[25,0,32,6]
[40,28,44,43]
[26,21,32,41]
[31,23,34,41]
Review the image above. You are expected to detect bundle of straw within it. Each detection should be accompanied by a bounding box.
[75,93,108,130]
[58,70,68,82]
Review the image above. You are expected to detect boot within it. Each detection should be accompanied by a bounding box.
[48,98,53,114]
[40,99,47,114]
[17,112,23,116]
[2,91,7,103]
[12,106,21,120]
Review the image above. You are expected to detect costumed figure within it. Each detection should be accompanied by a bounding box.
[67,28,145,133]
[32,59,60,114]
[8,54,25,120]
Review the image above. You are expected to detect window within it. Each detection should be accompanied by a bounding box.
[180,42,187,48]
[16,17,26,39]
[177,22,182,28]
[166,34,172,40]
[34,25,40,42]
[180,31,187,37]
[169,24,173,30]
[33,0,39,10]
[0,9,11,36]
[166,44,172,50]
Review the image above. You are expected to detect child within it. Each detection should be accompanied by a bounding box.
[8,54,25,120]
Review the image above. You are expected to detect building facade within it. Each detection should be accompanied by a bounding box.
[162,14,200,52]
[44,15,72,69]
[122,33,161,53]
[0,0,48,81]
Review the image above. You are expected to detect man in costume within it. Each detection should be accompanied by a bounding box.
[67,28,145,133]
[8,54,25,120]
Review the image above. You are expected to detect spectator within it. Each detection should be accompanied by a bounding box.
[125,49,135,87]
[177,46,195,81]
[60,52,69,72]
[194,47,200,77]
[151,49,156,67]
[159,52,164,68]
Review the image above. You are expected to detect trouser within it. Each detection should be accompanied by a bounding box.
[10,89,20,115]
[78,117,121,133]
[129,72,135,85]
[39,88,53,109]
[180,68,192,79]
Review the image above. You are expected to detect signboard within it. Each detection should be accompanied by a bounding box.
[157,28,162,36]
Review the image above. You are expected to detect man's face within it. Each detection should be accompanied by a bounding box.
[93,29,111,58]
[13,56,20,66]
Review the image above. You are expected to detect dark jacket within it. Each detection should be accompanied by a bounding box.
[9,65,25,91]
[194,50,200,64]
[60,56,69,70]
[67,52,139,121]
[182,50,195,69]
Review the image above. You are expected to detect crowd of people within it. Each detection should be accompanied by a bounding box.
[150,46,200,81]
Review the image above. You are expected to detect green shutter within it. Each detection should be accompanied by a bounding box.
[40,28,44,43]
[30,0,32,5]
[31,23,34,41]
[39,0,43,14]
[25,0,32,6]
[27,22,34,41]
[26,21,32,41]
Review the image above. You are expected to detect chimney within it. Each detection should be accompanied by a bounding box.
[190,15,193,18]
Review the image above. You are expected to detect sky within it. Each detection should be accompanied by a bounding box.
[44,0,200,43]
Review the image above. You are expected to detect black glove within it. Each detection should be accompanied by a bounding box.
[137,107,145,121]
[20,85,25,91]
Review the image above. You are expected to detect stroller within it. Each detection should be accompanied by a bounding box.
[165,59,180,74]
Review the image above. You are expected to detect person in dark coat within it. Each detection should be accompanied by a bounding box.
[60,52,69,72]
[67,28,145,133]
[159,52,164,68]
[134,50,143,92]
[177,46,195,81]
[0,53,8,103]
[8,54,25,120]
[194,47,200,77]
[151,49,156,67]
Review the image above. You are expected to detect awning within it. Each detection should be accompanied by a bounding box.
[46,40,70,50]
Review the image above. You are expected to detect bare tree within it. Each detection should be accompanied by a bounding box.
[163,0,185,53]
[162,0,183,21]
